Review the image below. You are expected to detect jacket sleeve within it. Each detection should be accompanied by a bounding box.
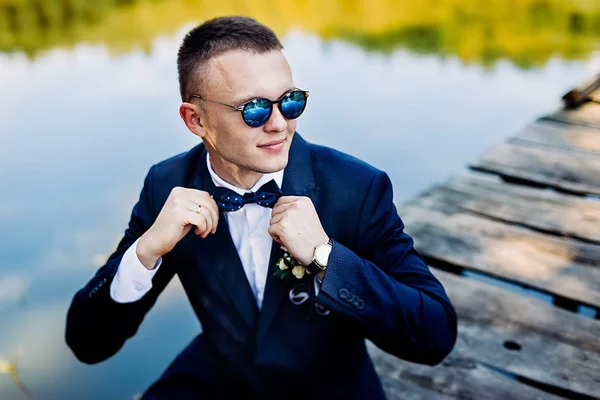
[65,165,176,364]
[315,170,457,366]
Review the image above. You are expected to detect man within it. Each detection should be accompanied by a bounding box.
[65,16,457,399]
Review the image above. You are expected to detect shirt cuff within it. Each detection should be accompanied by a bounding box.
[110,238,162,303]
[314,275,323,297]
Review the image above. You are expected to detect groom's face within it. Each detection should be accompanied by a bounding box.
[198,49,297,174]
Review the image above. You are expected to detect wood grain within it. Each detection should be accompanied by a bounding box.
[372,342,562,400]
[399,197,600,308]
[371,269,600,398]
[469,141,600,195]
[417,172,600,244]
[509,120,600,155]
[590,88,600,103]
[544,102,600,128]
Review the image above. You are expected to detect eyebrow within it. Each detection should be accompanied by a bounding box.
[232,87,297,106]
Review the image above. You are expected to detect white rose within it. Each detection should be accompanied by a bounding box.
[278,258,288,270]
[292,266,306,279]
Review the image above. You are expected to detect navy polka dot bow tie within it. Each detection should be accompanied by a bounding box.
[212,179,283,212]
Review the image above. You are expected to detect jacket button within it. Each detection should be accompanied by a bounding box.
[355,299,365,310]
[339,288,349,300]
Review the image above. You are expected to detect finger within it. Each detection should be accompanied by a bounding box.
[196,193,219,234]
[268,224,282,244]
[187,202,212,237]
[200,208,213,238]
[186,210,208,234]
[274,196,301,206]
[269,212,285,226]
[271,202,295,217]
[200,201,218,236]
[188,196,218,235]
[206,197,220,234]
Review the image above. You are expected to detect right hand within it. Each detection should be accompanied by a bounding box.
[137,187,219,269]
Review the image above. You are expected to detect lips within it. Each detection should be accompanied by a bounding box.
[258,139,285,147]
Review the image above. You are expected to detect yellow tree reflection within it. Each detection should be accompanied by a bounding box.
[0,348,32,398]
[0,0,599,68]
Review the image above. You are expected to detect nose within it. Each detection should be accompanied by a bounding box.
[263,105,287,133]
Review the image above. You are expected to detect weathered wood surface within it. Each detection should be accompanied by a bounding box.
[414,172,600,244]
[377,373,454,400]
[379,78,600,398]
[469,141,600,195]
[373,345,561,400]
[510,120,600,155]
[400,195,600,309]
[372,269,600,399]
[544,102,600,128]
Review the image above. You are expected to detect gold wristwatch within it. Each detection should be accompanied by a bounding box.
[307,238,333,274]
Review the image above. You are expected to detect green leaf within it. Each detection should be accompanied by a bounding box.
[273,269,290,281]
[283,257,296,269]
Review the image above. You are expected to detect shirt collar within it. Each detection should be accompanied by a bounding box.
[206,152,284,196]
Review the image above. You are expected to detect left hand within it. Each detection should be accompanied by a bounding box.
[268,196,329,266]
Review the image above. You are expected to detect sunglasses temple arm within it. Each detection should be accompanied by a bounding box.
[196,96,242,111]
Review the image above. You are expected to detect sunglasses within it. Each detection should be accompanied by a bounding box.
[188,89,309,128]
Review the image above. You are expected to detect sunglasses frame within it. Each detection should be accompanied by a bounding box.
[187,88,309,127]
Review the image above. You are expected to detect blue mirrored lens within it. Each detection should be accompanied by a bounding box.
[243,98,272,127]
[280,91,307,120]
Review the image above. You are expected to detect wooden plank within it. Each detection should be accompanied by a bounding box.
[544,102,600,128]
[424,173,600,244]
[371,343,562,400]
[591,89,600,103]
[438,269,600,397]
[377,372,454,400]
[399,199,600,309]
[510,120,600,155]
[469,141,600,195]
[371,269,600,399]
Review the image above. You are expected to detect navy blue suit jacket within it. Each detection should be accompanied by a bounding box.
[65,133,457,399]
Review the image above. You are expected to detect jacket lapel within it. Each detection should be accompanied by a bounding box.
[186,145,259,328]
[256,133,320,347]
[184,133,319,335]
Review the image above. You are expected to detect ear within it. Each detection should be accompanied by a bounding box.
[179,102,206,138]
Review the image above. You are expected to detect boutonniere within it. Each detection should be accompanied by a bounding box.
[273,246,311,300]
[273,246,312,281]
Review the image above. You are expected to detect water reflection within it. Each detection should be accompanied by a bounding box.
[1,0,599,68]
[0,348,30,398]
[0,4,598,400]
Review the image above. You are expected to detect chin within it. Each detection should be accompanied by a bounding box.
[255,155,288,174]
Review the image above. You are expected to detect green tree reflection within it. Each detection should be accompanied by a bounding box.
[0,0,599,68]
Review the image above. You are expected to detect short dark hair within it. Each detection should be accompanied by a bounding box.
[177,16,283,102]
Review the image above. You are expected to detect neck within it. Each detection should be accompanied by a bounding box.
[208,150,263,190]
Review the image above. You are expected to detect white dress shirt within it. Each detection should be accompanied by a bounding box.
[110,153,287,308]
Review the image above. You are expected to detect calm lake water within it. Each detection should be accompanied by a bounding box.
[1,1,600,399]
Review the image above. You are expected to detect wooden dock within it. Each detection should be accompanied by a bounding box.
[371,75,600,399]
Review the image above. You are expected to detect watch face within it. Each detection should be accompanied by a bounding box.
[315,244,332,266]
